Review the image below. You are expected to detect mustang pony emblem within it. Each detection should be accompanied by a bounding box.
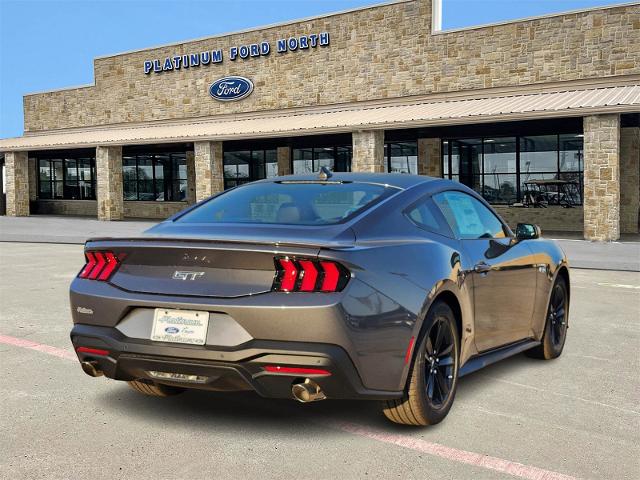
[172,271,205,281]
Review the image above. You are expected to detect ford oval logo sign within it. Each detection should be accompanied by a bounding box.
[165,327,180,334]
[209,76,253,102]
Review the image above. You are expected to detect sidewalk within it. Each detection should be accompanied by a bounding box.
[1,215,638,271]
[0,216,155,244]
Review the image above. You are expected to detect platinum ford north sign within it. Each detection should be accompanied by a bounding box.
[209,77,254,102]
[143,32,330,74]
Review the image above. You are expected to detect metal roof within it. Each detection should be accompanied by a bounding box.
[1,84,639,152]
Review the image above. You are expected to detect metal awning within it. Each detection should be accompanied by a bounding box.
[1,84,639,151]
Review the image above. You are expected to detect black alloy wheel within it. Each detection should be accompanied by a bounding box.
[526,275,569,360]
[382,300,459,426]
[425,317,456,408]
[548,282,568,348]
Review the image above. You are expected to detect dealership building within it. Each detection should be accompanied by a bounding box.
[0,0,638,240]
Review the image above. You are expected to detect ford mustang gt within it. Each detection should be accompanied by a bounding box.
[70,171,569,426]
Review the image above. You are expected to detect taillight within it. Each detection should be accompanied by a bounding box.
[78,251,122,281]
[273,257,350,293]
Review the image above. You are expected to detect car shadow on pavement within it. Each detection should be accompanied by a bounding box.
[93,352,538,433]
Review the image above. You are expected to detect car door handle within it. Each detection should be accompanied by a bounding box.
[474,262,492,274]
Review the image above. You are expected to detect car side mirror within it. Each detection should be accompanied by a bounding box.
[516,223,541,240]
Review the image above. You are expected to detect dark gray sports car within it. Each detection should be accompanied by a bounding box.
[70,171,570,426]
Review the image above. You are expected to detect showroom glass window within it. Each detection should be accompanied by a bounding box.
[123,152,187,201]
[442,134,583,205]
[37,153,96,200]
[223,149,277,189]
[292,146,352,174]
[385,141,418,174]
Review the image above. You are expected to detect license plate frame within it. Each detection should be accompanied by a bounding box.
[151,308,209,345]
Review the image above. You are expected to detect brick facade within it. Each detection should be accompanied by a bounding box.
[5,151,30,216]
[22,2,639,132]
[583,114,621,241]
[494,206,584,233]
[96,146,124,221]
[124,201,186,219]
[35,200,97,216]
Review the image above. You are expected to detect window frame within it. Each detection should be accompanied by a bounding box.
[36,154,96,201]
[385,141,418,174]
[122,152,187,202]
[291,145,352,175]
[441,133,584,206]
[223,148,278,190]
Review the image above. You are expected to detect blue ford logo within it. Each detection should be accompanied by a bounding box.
[209,76,254,102]
[165,327,180,334]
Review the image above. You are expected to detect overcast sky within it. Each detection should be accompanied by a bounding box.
[0,0,623,138]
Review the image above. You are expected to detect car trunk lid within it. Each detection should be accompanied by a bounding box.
[85,224,354,298]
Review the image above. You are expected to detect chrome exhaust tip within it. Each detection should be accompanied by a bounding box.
[80,361,103,377]
[291,379,326,403]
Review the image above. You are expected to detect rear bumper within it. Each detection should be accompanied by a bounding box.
[71,324,402,401]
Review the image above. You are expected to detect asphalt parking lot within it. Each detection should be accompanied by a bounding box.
[1,242,639,480]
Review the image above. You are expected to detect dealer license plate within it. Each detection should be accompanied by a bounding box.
[151,309,209,345]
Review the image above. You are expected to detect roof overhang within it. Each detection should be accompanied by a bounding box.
[2,82,639,152]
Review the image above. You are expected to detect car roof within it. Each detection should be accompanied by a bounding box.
[259,172,438,189]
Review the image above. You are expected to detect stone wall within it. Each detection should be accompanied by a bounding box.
[494,206,584,233]
[277,147,291,176]
[352,130,385,173]
[194,141,224,201]
[23,1,639,132]
[35,200,97,216]
[620,126,640,234]
[5,151,30,216]
[96,146,124,221]
[124,201,187,219]
[583,114,620,241]
[418,138,441,177]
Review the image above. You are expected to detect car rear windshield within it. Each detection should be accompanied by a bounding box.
[176,181,396,225]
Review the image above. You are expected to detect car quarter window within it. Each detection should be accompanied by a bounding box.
[433,190,506,240]
[405,197,450,236]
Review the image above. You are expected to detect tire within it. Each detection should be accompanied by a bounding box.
[127,379,185,397]
[526,275,569,360]
[382,301,460,426]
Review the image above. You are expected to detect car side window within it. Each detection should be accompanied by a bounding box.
[405,197,451,237]
[433,191,506,240]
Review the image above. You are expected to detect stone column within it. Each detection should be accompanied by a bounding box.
[418,138,442,177]
[352,130,385,173]
[186,150,197,205]
[583,114,620,241]
[96,146,124,221]
[277,146,291,176]
[5,151,30,216]
[194,141,224,201]
[620,126,639,234]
